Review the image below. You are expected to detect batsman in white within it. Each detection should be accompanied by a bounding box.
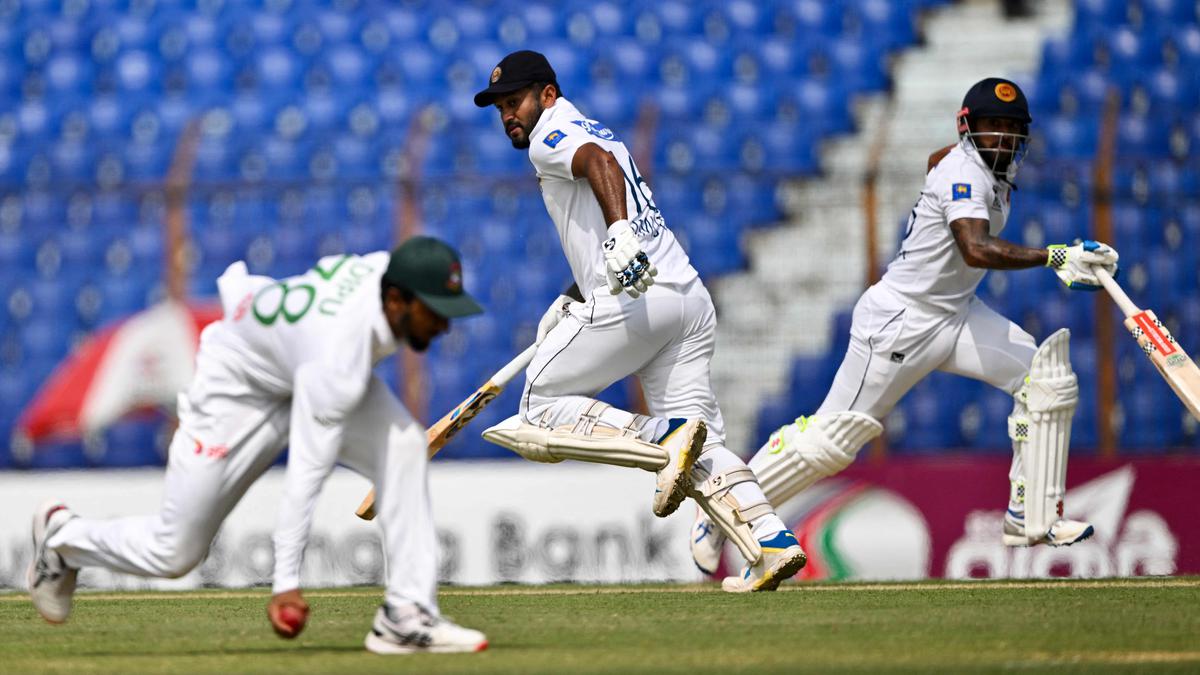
[472,50,805,592]
[691,78,1122,574]
[28,237,491,654]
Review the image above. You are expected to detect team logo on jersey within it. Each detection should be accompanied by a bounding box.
[994,82,1017,102]
[490,66,502,84]
[952,183,972,200]
[543,129,566,148]
[571,119,616,140]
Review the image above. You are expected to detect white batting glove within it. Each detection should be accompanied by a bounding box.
[603,220,658,299]
[1047,239,1119,291]
[535,294,574,345]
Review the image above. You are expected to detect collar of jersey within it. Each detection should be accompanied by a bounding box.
[531,96,579,143]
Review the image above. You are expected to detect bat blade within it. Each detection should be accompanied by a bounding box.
[1124,309,1200,423]
[426,382,501,453]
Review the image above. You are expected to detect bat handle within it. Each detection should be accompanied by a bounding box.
[1094,267,1140,319]
[492,344,539,387]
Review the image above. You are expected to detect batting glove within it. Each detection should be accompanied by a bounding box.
[603,220,658,299]
[1047,239,1119,291]
[536,294,574,345]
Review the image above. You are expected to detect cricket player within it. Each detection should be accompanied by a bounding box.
[472,50,804,592]
[28,237,490,654]
[691,78,1122,573]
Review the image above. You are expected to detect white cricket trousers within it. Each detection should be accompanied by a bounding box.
[47,339,439,613]
[521,278,782,536]
[819,283,1037,421]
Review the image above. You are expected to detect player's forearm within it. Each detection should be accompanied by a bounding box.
[583,151,628,226]
[960,236,1049,270]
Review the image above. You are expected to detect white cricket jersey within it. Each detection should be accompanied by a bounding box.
[527,97,697,297]
[194,252,397,593]
[881,142,1013,314]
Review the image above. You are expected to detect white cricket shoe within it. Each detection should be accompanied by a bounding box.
[721,530,807,593]
[690,508,725,575]
[27,501,79,624]
[1003,510,1094,547]
[365,603,488,655]
[652,418,705,518]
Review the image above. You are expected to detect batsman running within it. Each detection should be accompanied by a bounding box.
[28,237,490,654]
[473,50,805,592]
[691,77,1121,574]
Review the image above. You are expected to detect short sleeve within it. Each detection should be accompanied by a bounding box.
[939,161,995,224]
[529,125,591,181]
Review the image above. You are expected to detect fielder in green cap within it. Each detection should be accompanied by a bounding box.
[28,237,489,654]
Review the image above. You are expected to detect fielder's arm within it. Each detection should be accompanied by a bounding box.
[950,218,1049,270]
[571,142,627,228]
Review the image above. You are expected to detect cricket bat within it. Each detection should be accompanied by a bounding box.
[355,344,538,520]
[1095,267,1200,423]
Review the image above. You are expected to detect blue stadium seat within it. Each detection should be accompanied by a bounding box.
[1142,0,1199,26]
[740,120,818,175]
[848,0,917,51]
[786,0,843,35]
[1116,114,1172,159]
[1120,387,1183,449]
[748,36,811,81]
[891,387,962,453]
[1074,0,1132,29]
[787,354,837,413]
[1038,114,1100,160]
[113,49,162,95]
[185,47,234,91]
[754,395,797,446]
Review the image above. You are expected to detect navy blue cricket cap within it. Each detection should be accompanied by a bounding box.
[473,50,557,107]
[959,77,1033,125]
[383,237,483,319]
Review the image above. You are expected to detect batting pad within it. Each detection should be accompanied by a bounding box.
[690,466,770,564]
[1019,328,1078,543]
[750,412,883,507]
[483,415,668,471]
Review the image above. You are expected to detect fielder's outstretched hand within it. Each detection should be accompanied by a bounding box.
[603,220,658,299]
[1047,239,1119,291]
[267,589,310,639]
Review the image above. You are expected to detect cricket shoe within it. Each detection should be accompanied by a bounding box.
[365,603,488,655]
[1003,510,1094,547]
[651,418,705,518]
[690,508,725,575]
[27,501,79,624]
[721,530,807,593]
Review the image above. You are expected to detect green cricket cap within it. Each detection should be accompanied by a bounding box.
[383,237,484,319]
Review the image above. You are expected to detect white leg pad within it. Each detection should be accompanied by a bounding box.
[483,414,668,471]
[750,412,883,506]
[691,466,771,564]
[1018,328,1078,543]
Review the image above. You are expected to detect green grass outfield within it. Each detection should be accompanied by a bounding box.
[2,578,1199,674]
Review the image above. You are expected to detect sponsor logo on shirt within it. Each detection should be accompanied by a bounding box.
[952,183,971,200]
[571,119,616,140]
[543,129,566,148]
